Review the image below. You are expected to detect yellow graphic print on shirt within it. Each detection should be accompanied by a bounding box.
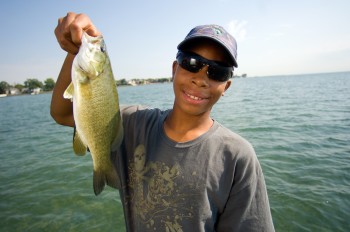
[127,144,200,231]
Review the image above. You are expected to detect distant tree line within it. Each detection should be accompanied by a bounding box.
[0,77,172,95]
[0,78,56,94]
[116,77,172,86]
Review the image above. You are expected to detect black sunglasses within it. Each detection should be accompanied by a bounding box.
[176,51,233,82]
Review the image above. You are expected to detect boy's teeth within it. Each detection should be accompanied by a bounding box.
[187,93,202,100]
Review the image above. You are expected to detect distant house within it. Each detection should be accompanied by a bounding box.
[128,80,138,86]
[9,87,20,95]
[31,88,42,95]
[22,88,31,94]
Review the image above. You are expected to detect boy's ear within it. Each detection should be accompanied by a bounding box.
[224,80,231,91]
[222,80,231,96]
[172,61,178,80]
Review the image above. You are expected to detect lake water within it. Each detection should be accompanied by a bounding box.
[1,72,349,231]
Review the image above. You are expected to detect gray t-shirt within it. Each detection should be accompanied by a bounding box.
[112,106,274,232]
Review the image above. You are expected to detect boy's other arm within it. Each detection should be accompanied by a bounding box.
[50,53,75,127]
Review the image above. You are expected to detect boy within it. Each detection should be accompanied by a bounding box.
[51,12,274,232]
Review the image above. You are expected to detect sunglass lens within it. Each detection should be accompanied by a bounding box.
[179,55,202,73]
[208,65,232,82]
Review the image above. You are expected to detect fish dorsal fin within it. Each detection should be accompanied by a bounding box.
[73,127,87,156]
[63,82,74,101]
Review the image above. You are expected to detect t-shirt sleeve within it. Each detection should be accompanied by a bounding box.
[216,142,275,232]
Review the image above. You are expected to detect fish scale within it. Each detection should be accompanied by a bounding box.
[64,32,123,195]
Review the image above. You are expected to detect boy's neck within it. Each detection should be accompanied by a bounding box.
[163,109,213,143]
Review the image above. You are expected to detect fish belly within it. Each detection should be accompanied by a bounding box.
[74,63,122,195]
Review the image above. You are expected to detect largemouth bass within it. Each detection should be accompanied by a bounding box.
[63,32,123,195]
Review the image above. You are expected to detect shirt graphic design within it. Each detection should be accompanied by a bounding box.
[127,144,201,231]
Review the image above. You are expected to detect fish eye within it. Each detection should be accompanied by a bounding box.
[100,46,105,53]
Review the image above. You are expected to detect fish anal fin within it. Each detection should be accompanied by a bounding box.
[73,128,87,156]
[93,169,120,196]
[63,82,74,101]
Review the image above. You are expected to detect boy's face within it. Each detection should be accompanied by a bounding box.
[172,40,231,118]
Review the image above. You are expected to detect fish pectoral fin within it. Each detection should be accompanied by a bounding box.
[73,128,87,156]
[63,82,74,101]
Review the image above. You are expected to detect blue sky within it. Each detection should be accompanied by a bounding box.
[1,0,350,84]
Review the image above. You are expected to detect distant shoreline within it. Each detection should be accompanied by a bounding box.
[0,91,53,98]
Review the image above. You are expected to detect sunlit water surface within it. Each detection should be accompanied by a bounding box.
[1,72,349,231]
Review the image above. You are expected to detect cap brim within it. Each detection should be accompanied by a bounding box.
[177,36,238,68]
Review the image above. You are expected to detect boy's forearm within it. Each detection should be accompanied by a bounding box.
[50,53,75,127]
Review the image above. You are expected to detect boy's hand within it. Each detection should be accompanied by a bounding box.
[54,12,101,54]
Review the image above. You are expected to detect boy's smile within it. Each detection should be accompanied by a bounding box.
[183,88,209,102]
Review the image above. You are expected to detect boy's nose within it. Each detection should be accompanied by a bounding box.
[192,65,210,87]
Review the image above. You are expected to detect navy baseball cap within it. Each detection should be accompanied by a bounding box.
[177,24,238,68]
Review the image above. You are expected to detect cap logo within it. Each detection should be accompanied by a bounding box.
[214,28,222,36]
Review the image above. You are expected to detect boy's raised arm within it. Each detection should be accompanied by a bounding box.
[50,12,101,127]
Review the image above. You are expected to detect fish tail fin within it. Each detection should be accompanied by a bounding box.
[93,169,120,196]
[93,170,106,196]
